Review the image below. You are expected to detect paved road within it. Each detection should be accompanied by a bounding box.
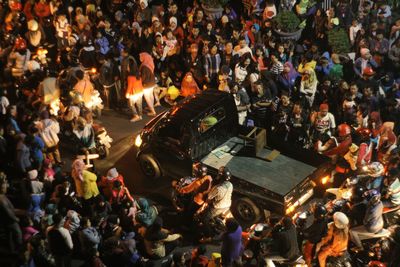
[93,107,172,201]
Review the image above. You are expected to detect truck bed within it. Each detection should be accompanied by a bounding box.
[201,137,317,197]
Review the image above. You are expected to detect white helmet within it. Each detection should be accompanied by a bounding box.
[367,162,384,178]
[333,212,349,229]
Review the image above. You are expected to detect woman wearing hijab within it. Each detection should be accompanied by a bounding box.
[136,198,158,227]
[277,62,300,95]
[139,52,157,117]
[299,67,318,109]
[181,72,200,98]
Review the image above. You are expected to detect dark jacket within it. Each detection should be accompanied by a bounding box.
[272,225,300,260]
[140,65,156,88]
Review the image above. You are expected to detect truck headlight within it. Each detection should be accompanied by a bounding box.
[135,134,142,147]
[321,175,330,185]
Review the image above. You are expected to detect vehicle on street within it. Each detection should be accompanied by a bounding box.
[135,91,330,223]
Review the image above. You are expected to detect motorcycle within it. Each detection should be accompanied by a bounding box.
[93,123,112,159]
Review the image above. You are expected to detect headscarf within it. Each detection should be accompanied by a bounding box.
[136,198,157,227]
[283,62,298,81]
[302,67,317,86]
[71,159,86,182]
[181,72,200,97]
[139,52,155,72]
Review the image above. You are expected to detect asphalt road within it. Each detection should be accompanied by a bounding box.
[92,107,172,202]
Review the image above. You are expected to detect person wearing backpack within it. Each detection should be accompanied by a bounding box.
[46,213,73,267]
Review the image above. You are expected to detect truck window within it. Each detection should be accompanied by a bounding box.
[198,108,225,134]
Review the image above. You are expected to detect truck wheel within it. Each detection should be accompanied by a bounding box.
[139,154,161,179]
[233,197,261,224]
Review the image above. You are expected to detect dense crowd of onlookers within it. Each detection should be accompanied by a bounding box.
[1,0,400,266]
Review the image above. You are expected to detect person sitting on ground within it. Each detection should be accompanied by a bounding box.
[143,216,182,259]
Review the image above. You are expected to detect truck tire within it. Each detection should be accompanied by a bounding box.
[139,154,161,179]
[233,197,261,224]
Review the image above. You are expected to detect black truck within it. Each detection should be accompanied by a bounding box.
[135,91,330,223]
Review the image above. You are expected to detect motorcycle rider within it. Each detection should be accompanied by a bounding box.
[200,166,233,222]
[348,186,367,226]
[349,189,387,249]
[303,203,328,267]
[174,162,213,222]
[365,162,385,190]
[73,116,95,155]
[316,212,349,267]
[263,216,300,267]
[382,167,400,208]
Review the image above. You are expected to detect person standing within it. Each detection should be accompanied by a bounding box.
[98,55,116,110]
[221,218,242,267]
[46,214,73,267]
[139,52,157,117]
[125,57,143,122]
[0,173,22,252]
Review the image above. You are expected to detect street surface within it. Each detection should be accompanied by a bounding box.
[93,107,172,201]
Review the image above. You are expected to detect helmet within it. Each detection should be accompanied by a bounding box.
[364,189,381,205]
[9,0,22,11]
[352,186,365,201]
[367,162,384,177]
[356,128,371,140]
[337,123,351,137]
[314,203,327,220]
[14,37,27,50]
[192,162,207,177]
[333,212,349,229]
[27,20,39,31]
[218,166,232,181]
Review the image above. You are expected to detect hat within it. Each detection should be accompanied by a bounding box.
[221,15,229,24]
[363,67,375,76]
[155,32,163,38]
[319,103,329,111]
[28,20,39,31]
[367,162,384,177]
[360,48,370,56]
[28,169,38,180]
[169,16,177,25]
[152,16,159,23]
[333,212,349,229]
[107,168,119,180]
[140,0,148,9]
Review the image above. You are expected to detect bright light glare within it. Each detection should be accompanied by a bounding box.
[135,135,142,147]
[321,175,330,185]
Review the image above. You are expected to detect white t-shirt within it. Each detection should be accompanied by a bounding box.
[314,112,336,133]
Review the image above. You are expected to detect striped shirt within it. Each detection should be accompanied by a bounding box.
[204,54,222,78]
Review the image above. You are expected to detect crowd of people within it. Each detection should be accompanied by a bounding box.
[1,0,400,266]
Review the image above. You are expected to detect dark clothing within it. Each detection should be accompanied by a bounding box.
[304,219,328,244]
[272,225,300,260]
[140,65,156,88]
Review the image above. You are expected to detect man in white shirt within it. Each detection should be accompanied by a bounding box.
[202,166,233,221]
[311,103,336,143]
